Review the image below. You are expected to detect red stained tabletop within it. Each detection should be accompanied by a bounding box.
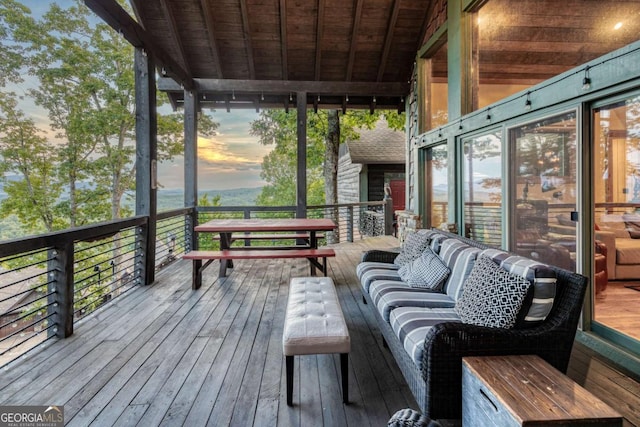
[195,218,337,233]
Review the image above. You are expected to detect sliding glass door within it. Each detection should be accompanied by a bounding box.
[508,111,578,271]
[592,94,640,346]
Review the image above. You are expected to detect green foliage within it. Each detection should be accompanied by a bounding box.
[250,109,405,206]
[0,0,32,86]
[0,0,219,232]
[0,93,61,231]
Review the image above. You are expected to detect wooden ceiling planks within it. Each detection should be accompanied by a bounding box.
[128,0,429,85]
[476,0,640,84]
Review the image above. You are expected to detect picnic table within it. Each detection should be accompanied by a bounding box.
[183,218,337,288]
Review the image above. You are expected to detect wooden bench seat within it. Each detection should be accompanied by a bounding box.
[183,248,336,288]
[283,276,350,406]
[209,233,325,241]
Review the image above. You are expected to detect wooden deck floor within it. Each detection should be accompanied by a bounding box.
[1,236,639,426]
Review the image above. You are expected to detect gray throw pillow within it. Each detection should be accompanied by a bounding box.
[398,247,450,290]
[394,231,432,266]
[455,255,531,329]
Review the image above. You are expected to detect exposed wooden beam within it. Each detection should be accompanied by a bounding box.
[199,0,224,78]
[314,0,325,81]
[279,0,288,79]
[84,0,193,89]
[377,0,400,82]
[157,77,409,96]
[159,0,191,75]
[239,0,256,79]
[346,0,364,81]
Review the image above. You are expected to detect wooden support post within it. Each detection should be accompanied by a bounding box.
[296,91,307,219]
[135,48,158,286]
[347,205,354,242]
[47,241,74,338]
[184,87,199,252]
[384,196,395,236]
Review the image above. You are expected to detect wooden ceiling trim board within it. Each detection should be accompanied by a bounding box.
[346,0,364,81]
[159,0,191,75]
[239,0,256,79]
[83,0,193,89]
[279,0,288,79]
[377,0,401,81]
[129,0,145,28]
[199,0,224,78]
[158,77,409,96]
[314,0,326,80]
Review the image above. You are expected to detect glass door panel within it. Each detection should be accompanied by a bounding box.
[462,131,502,246]
[509,111,577,271]
[426,144,448,229]
[593,95,640,344]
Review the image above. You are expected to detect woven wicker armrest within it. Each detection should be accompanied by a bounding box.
[387,408,441,427]
[361,248,400,263]
[420,321,577,419]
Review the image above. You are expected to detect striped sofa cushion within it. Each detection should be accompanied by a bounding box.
[356,261,400,281]
[369,280,456,321]
[390,307,461,366]
[500,255,557,327]
[479,248,510,265]
[438,240,481,302]
[360,268,402,293]
[429,233,449,254]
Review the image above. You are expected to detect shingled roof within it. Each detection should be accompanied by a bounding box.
[341,119,406,164]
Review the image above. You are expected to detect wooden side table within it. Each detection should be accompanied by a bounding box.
[462,355,622,426]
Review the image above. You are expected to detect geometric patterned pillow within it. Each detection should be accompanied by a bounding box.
[398,246,450,290]
[393,231,432,266]
[455,255,531,329]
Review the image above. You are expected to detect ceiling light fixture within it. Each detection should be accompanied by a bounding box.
[614,22,623,30]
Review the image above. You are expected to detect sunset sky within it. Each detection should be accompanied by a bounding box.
[15,0,272,191]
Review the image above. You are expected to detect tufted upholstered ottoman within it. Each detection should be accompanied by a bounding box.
[283,277,351,406]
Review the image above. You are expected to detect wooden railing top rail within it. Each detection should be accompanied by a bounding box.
[196,201,386,213]
[0,216,149,258]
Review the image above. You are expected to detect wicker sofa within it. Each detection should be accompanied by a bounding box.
[357,230,588,421]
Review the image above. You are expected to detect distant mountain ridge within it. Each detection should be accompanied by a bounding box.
[155,187,263,210]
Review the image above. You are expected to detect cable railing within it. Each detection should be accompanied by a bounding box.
[196,200,394,247]
[0,247,56,368]
[0,203,392,367]
[155,208,191,269]
[0,217,152,367]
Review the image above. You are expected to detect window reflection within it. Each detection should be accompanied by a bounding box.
[593,95,640,343]
[462,131,502,246]
[509,111,577,271]
[476,0,640,110]
[427,144,448,229]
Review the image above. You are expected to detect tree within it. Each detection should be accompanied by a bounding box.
[250,109,404,208]
[0,1,218,232]
[0,93,61,232]
[0,0,31,86]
